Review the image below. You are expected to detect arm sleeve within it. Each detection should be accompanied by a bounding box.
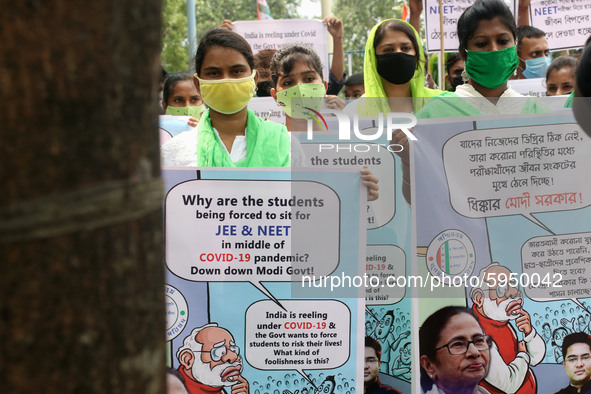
[160,129,198,167]
[484,342,531,393]
[326,70,346,96]
[524,327,545,366]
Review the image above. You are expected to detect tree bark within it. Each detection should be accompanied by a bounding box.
[0,1,165,392]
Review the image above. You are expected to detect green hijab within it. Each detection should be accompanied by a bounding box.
[361,19,442,115]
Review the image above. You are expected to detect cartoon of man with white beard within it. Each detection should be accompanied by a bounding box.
[470,263,545,394]
[177,323,249,394]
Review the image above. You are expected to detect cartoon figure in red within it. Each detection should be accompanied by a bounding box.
[177,323,249,394]
[470,263,545,393]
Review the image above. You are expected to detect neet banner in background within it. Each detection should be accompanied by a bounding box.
[424,0,516,52]
[233,19,329,80]
[163,168,364,394]
[412,112,591,393]
[530,0,591,50]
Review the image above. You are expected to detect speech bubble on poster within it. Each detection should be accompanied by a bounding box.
[165,180,340,298]
[301,143,395,228]
[244,299,350,383]
[522,232,591,312]
[443,123,591,232]
[365,245,406,305]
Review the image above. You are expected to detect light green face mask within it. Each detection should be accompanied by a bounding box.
[465,46,519,89]
[165,105,204,118]
[276,83,325,119]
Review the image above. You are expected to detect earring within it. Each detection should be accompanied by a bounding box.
[461,70,470,83]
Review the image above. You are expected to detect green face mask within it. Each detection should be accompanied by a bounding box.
[165,105,204,118]
[276,83,325,119]
[465,46,518,89]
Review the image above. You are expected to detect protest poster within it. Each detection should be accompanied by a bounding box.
[160,115,194,145]
[530,0,591,50]
[248,97,286,124]
[233,19,329,80]
[424,0,516,52]
[510,77,547,97]
[163,168,366,393]
[293,103,415,391]
[412,111,591,392]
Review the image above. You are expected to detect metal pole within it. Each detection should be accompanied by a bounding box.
[321,0,331,18]
[348,52,353,77]
[187,0,197,67]
[321,0,333,53]
[438,0,445,89]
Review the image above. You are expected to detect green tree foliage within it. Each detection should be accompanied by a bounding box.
[334,0,408,73]
[162,0,302,72]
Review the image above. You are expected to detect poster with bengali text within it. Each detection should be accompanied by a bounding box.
[412,111,591,393]
[530,0,591,50]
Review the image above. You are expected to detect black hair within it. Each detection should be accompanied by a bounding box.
[254,49,277,70]
[373,20,421,68]
[542,322,551,330]
[445,53,463,76]
[365,336,382,359]
[457,0,517,58]
[517,26,547,55]
[270,44,324,88]
[419,306,479,391]
[546,56,577,80]
[162,72,194,106]
[562,332,591,360]
[552,327,568,347]
[517,25,546,42]
[344,72,364,86]
[160,66,168,84]
[195,28,255,76]
[577,39,591,97]
[324,376,336,388]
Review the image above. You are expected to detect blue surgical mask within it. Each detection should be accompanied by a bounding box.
[522,56,551,79]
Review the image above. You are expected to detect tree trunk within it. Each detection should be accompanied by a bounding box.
[0,1,165,392]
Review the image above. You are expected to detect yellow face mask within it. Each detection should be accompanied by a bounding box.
[195,70,256,115]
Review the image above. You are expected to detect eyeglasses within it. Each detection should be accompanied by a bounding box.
[436,335,492,355]
[195,344,240,362]
[365,357,379,364]
[566,354,591,364]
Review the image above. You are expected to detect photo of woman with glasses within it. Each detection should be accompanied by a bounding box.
[419,306,492,394]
